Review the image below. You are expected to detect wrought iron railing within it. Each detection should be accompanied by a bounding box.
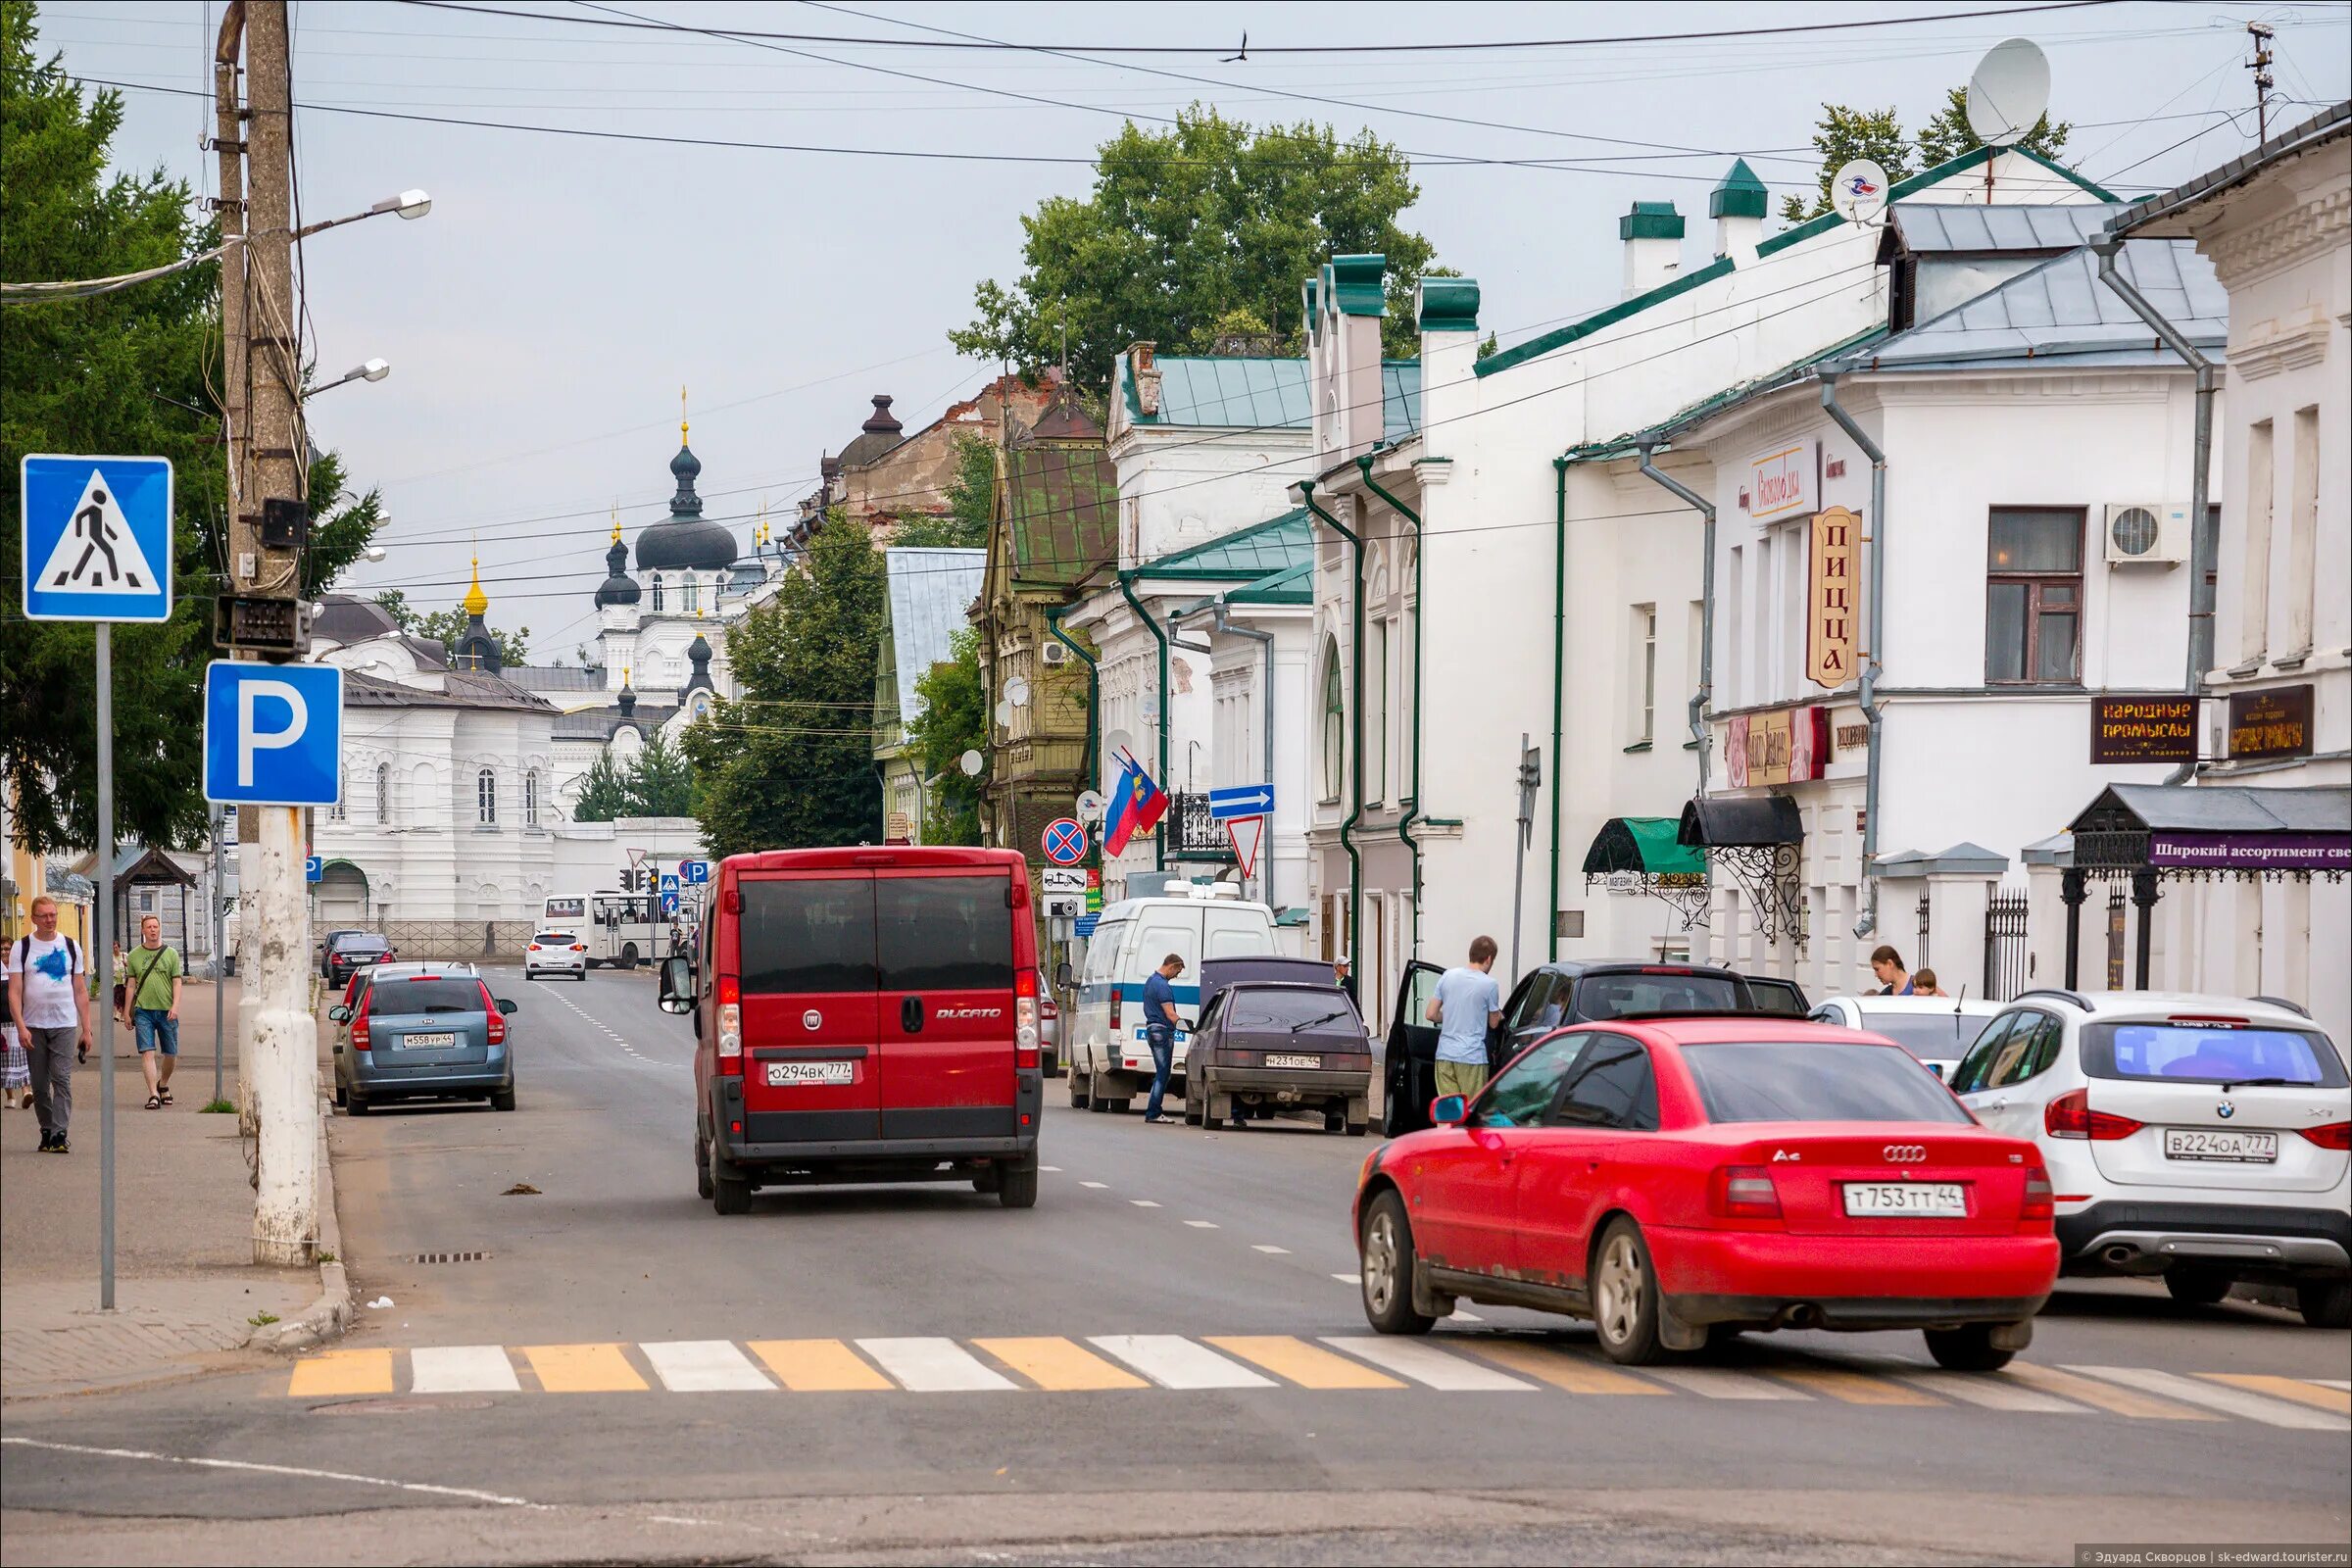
[1166,792,1237,861]
[1982,893,2031,1001]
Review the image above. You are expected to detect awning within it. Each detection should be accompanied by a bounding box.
[1679,795,1803,848]
[2067,783,2349,874]
[1583,816,1705,878]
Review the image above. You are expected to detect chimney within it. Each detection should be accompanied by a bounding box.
[1710,159,1768,264]
[1620,201,1685,299]
[1129,341,1161,416]
[1324,254,1388,460]
[1415,275,1480,454]
[861,395,902,436]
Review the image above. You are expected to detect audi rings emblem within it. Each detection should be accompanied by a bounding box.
[1882,1144,1928,1163]
[803,1009,822,1031]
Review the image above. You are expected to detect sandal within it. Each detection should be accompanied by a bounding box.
[158,1088,173,1105]
[144,1095,162,1110]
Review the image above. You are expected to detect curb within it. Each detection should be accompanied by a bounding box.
[249,1096,350,1353]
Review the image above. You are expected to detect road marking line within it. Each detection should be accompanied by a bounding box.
[522,1343,647,1394]
[1080,1181,1108,1190]
[1130,1200,1162,1207]
[1332,1272,1361,1285]
[642,1341,774,1392]
[856,1338,1017,1392]
[1449,1309,1484,1323]
[1320,1337,1534,1392]
[1186,1220,1220,1229]
[972,1337,1147,1392]
[2197,1374,2352,1417]
[1453,1339,1669,1395]
[407,1346,520,1395]
[1090,1335,1276,1390]
[2067,1366,2348,1431]
[1039,1165,1062,1172]
[746,1339,892,1392]
[287,1348,396,1397]
[1767,1366,1941,1406]
[0,1436,552,1510]
[2316,1379,2352,1392]
[1206,1336,1404,1390]
[1251,1245,1291,1254]
[2000,1362,2216,1420]
[1894,1371,2086,1413]
[1643,1367,1812,1401]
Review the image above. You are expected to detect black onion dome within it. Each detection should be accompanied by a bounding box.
[595,536,641,607]
[636,438,737,572]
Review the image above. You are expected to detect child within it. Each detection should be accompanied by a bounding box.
[1912,967,1950,998]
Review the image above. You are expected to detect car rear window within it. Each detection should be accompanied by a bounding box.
[1575,971,1740,1019]
[1743,978,1810,1016]
[368,978,485,1015]
[1856,1010,1997,1061]
[339,934,390,954]
[532,931,575,946]
[1224,989,1359,1033]
[1681,1042,1974,1124]
[740,878,876,994]
[2082,1022,2348,1088]
[877,875,1012,991]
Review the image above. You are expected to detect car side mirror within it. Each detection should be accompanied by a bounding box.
[658,955,695,1015]
[1430,1094,1467,1126]
[1054,960,1073,990]
[327,1005,351,1023]
[497,999,517,1015]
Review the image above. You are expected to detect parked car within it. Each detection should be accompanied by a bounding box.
[1353,1017,2059,1368]
[1385,959,1812,1136]
[1183,978,1371,1133]
[1950,990,2350,1328]
[1811,994,2004,1080]
[1065,887,1281,1113]
[525,930,589,982]
[328,965,517,1115]
[1037,968,1061,1078]
[324,932,396,988]
[316,928,366,979]
[660,846,1044,1214]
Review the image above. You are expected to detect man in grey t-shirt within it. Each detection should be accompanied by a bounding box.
[1426,935,1503,1103]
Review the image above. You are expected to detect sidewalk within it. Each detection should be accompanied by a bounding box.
[0,980,323,1399]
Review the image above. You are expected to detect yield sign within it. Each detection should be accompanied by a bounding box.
[1224,815,1266,879]
[626,846,647,868]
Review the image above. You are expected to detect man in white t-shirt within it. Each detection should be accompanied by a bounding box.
[9,896,92,1153]
[1426,934,1504,1104]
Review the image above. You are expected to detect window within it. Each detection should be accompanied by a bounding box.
[682,575,700,614]
[1985,508,2083,683]
[739,877,876,994]
[2285,406,2318,656]
[875,875,1012,990]
[1949,1010,2061,1093]
[2194,503,2219,680]
[1504,970,1571,1037]
[375,763,391,825]
[367,977,490,1016]
[1725,545,1745,708]
[2240,420,2273,663]
[328,791,346,821]
[1554,1035,1658,1130]
[1476,1033,1587,1128]
[651,572,664,612]
[475,767,497,825]
[2084,1022,2346,1088]
[1634,604,1657,743]
[1319,637,1344,802]
[1368,618,1390,804]
[1683,1042,1974,1124]
[524,769,541,827]
[1224,989,1358,1034]
[1855,1009,1997,1063]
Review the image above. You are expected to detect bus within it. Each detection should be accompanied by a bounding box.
[543,892,677,969]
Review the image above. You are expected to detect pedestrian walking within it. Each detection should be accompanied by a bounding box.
[1140,953,1185,1125]
[1426,935,1504,1104]
[8,896,92,1153]
[125,913,184,1109]
[1869,945,1915,997]
[1,938,30,1109]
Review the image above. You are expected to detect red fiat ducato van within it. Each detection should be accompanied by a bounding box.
[660,847,1044,1214]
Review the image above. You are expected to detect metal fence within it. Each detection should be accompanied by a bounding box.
[1915,890,1934,971]
[2105,887,2129,991]
[344,919,538,960]
[1166,792,1236,862]
[1982,893,2031,1002]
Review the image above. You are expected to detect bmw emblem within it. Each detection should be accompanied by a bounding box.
[2216,1101,2234,1119]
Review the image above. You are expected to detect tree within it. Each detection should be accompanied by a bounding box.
[1916,85,2070,169]
[569,749,631,822]
[625,731,696,817]
[888,433,995,551]
[372,589,530,665]
[952,107,1439,383]
[682,510,885,857]
[1779,104,1914,224]
[1,4,377,854]
[905,627,986,845]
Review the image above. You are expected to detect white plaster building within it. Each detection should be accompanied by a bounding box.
[874,547,986,843]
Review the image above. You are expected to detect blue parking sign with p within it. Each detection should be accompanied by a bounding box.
[20,454,174,622]
[203,662,343,808]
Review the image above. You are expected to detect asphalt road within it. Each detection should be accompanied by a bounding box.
[4,965,2346,1566]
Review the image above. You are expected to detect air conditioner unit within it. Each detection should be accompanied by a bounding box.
[1040,642,1070,666]
[2103,502,2189,566]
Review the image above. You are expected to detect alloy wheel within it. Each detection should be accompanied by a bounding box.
[1363,1210,1400,1316]
[1595,1232,1644,1347]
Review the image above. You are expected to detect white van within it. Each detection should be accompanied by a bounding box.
[1067,887,1279,1112]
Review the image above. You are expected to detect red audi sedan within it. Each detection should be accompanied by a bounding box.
[1352,1017,2059,1370]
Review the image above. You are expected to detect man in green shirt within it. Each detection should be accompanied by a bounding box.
[126,914,183,1109]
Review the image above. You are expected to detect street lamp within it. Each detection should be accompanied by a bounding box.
[304,358,390,398]
[293,189,432,241]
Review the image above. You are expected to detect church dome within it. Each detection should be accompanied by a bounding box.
[594,532,640,607]
[636,423,738,574]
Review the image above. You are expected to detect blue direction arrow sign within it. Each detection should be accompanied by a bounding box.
[661,890,679,917]
[20,455,174,622]
[1207,782,1276,820]
[202,662,343,808]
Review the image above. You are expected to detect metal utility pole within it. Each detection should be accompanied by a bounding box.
[1509,735,1542,983]
[2246,23,2276,142]
[212,808,227,1107]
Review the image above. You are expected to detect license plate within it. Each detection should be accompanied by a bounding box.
[766,1060,855,1087]
[1264,1053,1321,1069]
[2163,1127,2278,1163]
[401,1032,456,1050]
[1841,1182,1968,1218]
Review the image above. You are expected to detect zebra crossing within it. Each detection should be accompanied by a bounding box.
[283,1335,2352,1428]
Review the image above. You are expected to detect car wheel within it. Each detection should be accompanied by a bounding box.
[2165,1266,2233,1305]
[1358,1190,1436,1336]
[620,943,640,970]
[1067,1069,1089,1109]
[998,1152,1039,1209]
[1346,1119,1368,1137]
[1592,1218,1667,1365]
[346,1093,370,1117]
[1323,1107,1347,1134]
[2296,1280,2352,1330]
[332,1084,348,1109]
[1923,1324,2016,1372]
[695,1130,715,1200]
[490,1086,516,1112]
[971,1165,1003,1195]
[709,1141,752,1215]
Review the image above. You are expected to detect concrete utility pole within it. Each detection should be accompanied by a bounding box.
[235,0,319,1267]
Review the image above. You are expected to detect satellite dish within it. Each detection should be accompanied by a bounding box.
[1004,675,1031,708]
[1830,160,1890,227]
[958,749,984,777]
[1076,788,1106,822]
[994,700,1014,727]
[1967,37,2050,148]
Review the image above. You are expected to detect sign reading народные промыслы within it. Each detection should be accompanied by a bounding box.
[2090,695,2198,765]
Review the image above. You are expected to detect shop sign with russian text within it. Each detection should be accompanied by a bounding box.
[2090,695,2197,765]
[1806,505,1861,688]
[1743,439,1817,523]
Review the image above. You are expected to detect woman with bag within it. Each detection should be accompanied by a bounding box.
[1,939,29,1110]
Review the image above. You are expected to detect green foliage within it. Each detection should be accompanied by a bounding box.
[1476,331,1498,362]
[683,512,885,856]
[1779,104,1914,224]
[569,749,632,822]
[1916,85,2070,169]
[888,433,996,551]
[372,589,530,665]
[905,626,985,845]
[952,107,1439,383]
[303,449,383,600]
[626,730,696,817]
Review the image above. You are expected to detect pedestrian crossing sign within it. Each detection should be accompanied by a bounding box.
[20,454,174,622]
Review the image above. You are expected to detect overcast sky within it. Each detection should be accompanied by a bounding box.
[38,0,2350,664]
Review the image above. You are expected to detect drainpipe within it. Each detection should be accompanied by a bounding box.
[1818,373,1887,939]
[1356,455,1423,957]
[1549,458,1569,960]
[2093,238,2216,785]
[1300,478,1363,969]
[1044,603,1100,871]
[1635,443,1715,800]
[1116,571,1170,871]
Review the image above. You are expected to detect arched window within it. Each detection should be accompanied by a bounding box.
[1320,635,1345,803]
[524,768,541,827]
[375,763,391,824]
[650,572,664,612]
[476,767,497,825]
[682,575,699,613]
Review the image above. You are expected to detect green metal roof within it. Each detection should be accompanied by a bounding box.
[1122,356,1420,442]
[1137,508,1312,581]
[1226,558,1313,606]
[1710,159,1769,220]
[1619,200,1685,241]
[1004,442,1118,588]
[1583,815,1706,877]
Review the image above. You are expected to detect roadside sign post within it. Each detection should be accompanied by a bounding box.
[214,808,228,1107]
[1207,784,1277,906]
[24,454,175,1311]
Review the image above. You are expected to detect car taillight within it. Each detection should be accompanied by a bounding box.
[1014,969,1039,1064]
[2020,1163,2054,1221]
[1708,1164,1782,1219]
[481,983,505,1046]
[2297,1121,2352,1151]
[2044,1087,2143,1141]
[350,1011,370,1051]
[717,1003,741,1059]
[1040,997,1057,1019]
[571,944,586,953]
[1110,991,1122,1030]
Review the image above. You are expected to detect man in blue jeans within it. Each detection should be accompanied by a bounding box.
[125,915,183,1110]
[1140,954,1185,1125]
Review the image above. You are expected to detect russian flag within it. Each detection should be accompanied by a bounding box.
[1103,751,1168,858]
